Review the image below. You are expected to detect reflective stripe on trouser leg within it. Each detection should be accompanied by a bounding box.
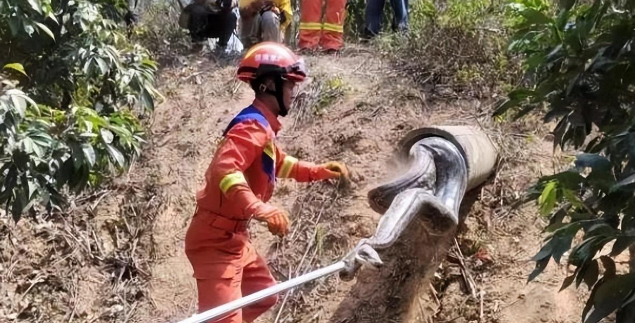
[320,0,346,50]
[298,0,323,49]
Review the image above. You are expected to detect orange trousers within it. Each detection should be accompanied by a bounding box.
[298,0,347,50]
[185,211,278,323]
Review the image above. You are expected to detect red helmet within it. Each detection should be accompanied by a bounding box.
[237,42,307,83]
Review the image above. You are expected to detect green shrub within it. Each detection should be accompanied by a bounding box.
[0,0,159,221]
[497,1,635,321]
[374,0,519,96]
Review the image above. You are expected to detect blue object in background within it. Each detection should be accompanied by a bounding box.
[364,0,408,37]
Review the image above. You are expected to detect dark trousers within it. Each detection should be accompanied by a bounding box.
[364,0,408,37]
[187,4,237,46]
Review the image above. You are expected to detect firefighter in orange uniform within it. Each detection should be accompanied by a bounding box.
[185,42,350,323]
[298,0,347,52]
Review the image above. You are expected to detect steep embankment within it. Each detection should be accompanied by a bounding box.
[1,47,585,323]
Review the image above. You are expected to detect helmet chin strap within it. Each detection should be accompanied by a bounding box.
[263,75,288,117]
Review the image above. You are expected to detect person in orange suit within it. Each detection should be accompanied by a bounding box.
[298,0,347,52]
[185,42,350,323]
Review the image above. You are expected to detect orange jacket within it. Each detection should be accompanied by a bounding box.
[196,100,330,220]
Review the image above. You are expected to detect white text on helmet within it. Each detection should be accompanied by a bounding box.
[255,54,282,63]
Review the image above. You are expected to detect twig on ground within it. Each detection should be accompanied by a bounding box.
[451,238,478,299]
[479,290,485,322]
[181,71,203,82]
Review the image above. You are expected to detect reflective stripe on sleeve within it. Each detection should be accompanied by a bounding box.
[219,172,247,193]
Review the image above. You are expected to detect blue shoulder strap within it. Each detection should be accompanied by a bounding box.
[223,106,270,136]
[222,106,276,183]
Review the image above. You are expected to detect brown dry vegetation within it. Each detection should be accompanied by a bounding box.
[1,7,592,323]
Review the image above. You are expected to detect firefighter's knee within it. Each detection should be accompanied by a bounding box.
[259,11,280,42]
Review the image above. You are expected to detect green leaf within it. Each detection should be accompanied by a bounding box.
[541,171,585,189]
[582,273,635,323]
[27,181,38,199]
[10,95,27,118]
[546,206,569,232]
[22,137,36,155]
[583,260,599,289]
[493,98,519,117]
[616,302,635,323]
[562,189,585,209]
[553,223,581,263]
[140,88,154,110]
[95,57,109,75]
[11,187,27,222]
[520,8,552,26]
[561,274,576,291]
[28,0,43,14]
[612,174,635,192]
[600,256,616,278]
[575,153,611,172]
[70,142,84,169]
[3,63,28,77]
[106,144,125,168]
[6,90,38,113]
[528,257,550,282]
[535,222,580,266]
[81,143,96,167]
[569,236,611,267]
[539,181,557,217]
[100,129,114,144]
[559,0,576,10]
[8,18,20,36]
[83,58,93,75]
[611,236,635,257]
[34,22,55,40]
[508,88,536,101]
[47,12,59,24]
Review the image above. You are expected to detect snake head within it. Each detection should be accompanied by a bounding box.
[339,241,383,281]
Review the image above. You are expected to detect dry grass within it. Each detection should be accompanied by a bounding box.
[267,182,352,323]
[290,74,349,132]
[376,22,521,102]
[0,177,165,322]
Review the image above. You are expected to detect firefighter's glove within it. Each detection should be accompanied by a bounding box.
[254,204,290,237]
[318,161,350,181]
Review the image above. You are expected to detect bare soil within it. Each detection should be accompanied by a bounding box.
[1,46,587,323]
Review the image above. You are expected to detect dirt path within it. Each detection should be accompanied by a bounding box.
[0,47,586,323]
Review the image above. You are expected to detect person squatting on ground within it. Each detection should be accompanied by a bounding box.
[364,0,408,38]
[182,0,238,49]
[184,42,350,323]
[239,0,291,48]
[298,0,346,52]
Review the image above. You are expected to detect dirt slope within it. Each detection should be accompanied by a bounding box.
[134,47,586,323]
[1,47,587,323]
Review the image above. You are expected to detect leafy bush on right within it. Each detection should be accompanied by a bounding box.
[496,0,635,322]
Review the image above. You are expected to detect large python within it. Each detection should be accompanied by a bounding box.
[340,136,468,279]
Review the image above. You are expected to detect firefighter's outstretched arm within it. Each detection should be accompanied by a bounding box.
[275,147,350,182]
